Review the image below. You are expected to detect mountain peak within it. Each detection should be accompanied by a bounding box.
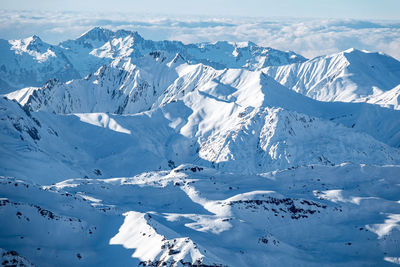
[168,52,186,65]
[23,35,43,45]
[31,34,41,41]
[339,47,399,63]
[75,27,144,45]
[115,29,142,39]
[78,26,114,42]
[343,47,358,54]
[340,48,389,59]
[235,41,257,48]
[19,34,49,52]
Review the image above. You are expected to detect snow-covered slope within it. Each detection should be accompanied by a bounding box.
[0,27,306,94]
[363,83,400,110]
[12,53,184,115]
[60,27,306,71]
[0,96,194,183]
[3,90,399,183]
[1,28,400,267]
[3,61,400,181]
[263,48,400,104]
[1,163,400,266]
[5,86,40,106]
[13,59,400,148]
[0,36,81,93]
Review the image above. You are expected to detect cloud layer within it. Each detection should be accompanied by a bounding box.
[1,10,400,60]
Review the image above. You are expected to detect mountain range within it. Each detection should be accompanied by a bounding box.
[1,27,400,266]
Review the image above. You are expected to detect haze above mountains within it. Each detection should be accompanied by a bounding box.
[1,27,400,266]
[2,10,400,60]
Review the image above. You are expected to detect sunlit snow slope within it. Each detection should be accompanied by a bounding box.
[263,48,400,105]
[0,27,305,94]
[1,28,400,267]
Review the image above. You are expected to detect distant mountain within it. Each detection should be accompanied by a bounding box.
[1,28,400,267]
[0,36,80,93]
[11,52,184,115]
[61,27,306,70]
[263,48,400,105]
[0,27,306,94]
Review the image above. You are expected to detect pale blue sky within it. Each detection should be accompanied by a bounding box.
[1,0,400,20]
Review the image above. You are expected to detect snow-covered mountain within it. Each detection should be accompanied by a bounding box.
[263,48,400,104]
[10,55,400,148]
[0,36,81,94]
[3,66,400,181]
[0,27,306,94]
[363,83,400,110]
[1,164,400,266]
[61,27,306,71]
[1,28,400,266]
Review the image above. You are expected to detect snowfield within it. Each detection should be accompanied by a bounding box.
[1,27,400,266]
[1,164,400,266]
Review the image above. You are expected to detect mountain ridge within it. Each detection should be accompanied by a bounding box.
[1,27,400,267]
[0,27,306,94]
[263,48,400,104]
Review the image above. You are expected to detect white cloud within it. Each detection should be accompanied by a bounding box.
[1,10,400,60]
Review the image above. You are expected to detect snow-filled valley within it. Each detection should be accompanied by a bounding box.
[1,27,400,266]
